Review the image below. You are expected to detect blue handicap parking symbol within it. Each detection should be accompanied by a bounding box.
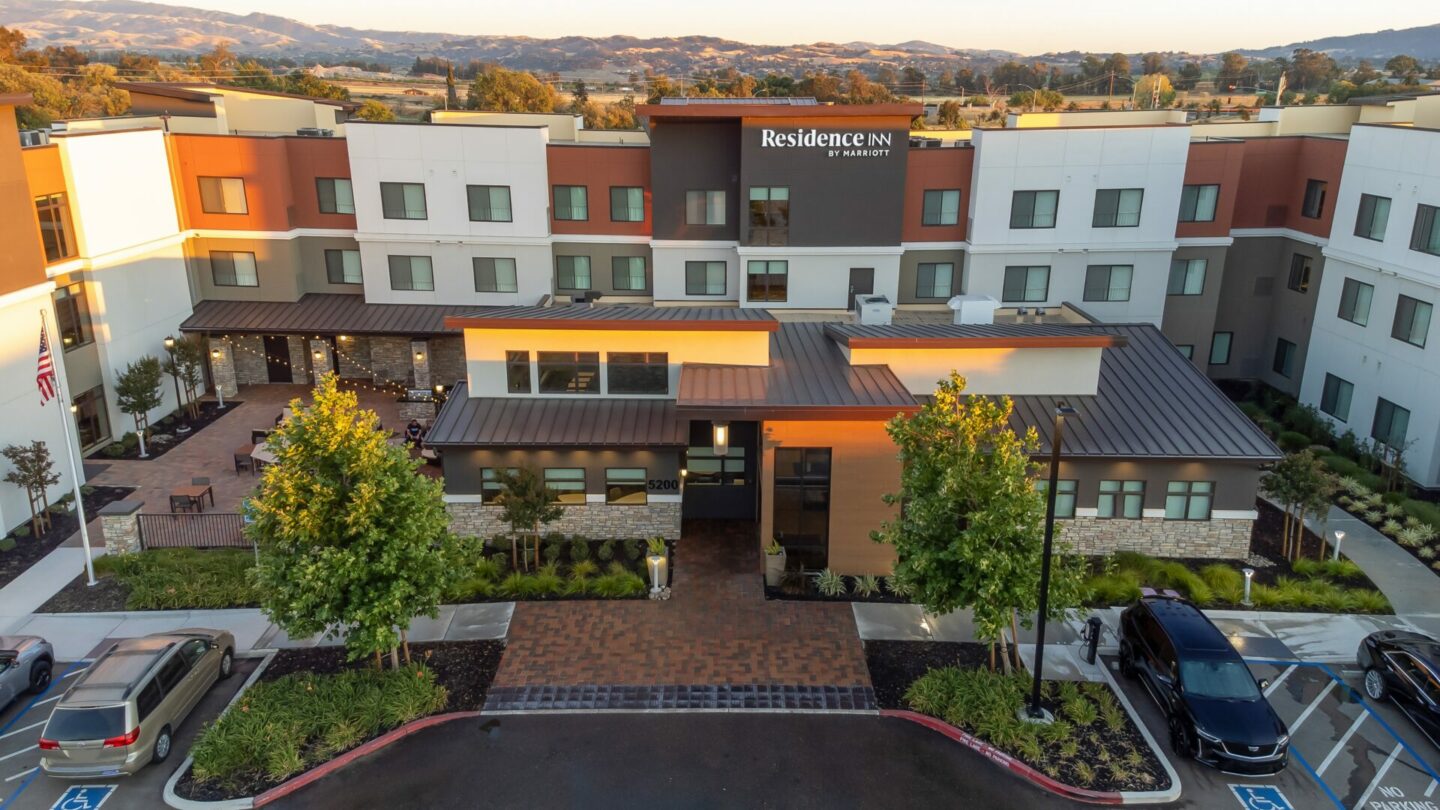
[51,785,115,810]
[1230,784,1294,810]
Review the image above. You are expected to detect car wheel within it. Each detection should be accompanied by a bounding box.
[1169,716,1194,759]
[1119,642,1137,678]
[218,648,234,680]
[27,660,51,694]
[152,725,173,764]
[1363,667,1388,701]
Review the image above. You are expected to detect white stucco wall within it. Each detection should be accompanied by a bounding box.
[846,345,1103,396]
[357,241,553,307]
[651,243,741,303]
[734,249,902,309]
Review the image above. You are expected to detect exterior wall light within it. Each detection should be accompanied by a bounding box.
[414,351,426,362]
[338,335,350,342]
[163,335,176,350]
[313,350,324,360]
[712,421,730,457]
[210,348,221,360]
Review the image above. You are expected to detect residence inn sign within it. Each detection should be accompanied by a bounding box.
[759,128,894,157]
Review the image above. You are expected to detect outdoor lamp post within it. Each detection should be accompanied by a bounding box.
[1242,568,1255,606]
[210,348,226,409]
[1028,401,1077,721]
[1332,530,1346,562]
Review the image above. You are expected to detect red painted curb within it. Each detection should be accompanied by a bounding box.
[252,710,483,807]
[881,709,1125,806]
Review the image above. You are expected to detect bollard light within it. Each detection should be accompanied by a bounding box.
[1242,567,1255,606]
[647,553,667,595]
[1333,530,1346,562]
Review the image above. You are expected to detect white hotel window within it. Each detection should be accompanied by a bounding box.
[474,257,518,293]
[686,261,726,295]
[1093,188,1143,228]
[211,251,258,287]
[1010,190,1058,229]
[1002,266,1049,303]
[387,255,434,291]
[1083,265,1132,302]
[380,182,427,220]
[1178,184,1219,223]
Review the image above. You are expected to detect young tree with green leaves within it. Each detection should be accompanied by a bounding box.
[495,467,563,571]
[353,99,396,121]
[1261,450,1337,560]
[163,335,206,421]
[114,355,164,458]
[248,373,452,668]
[2,441,60,536]
[872,372,1087,671]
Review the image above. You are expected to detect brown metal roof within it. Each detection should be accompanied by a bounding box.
[426,384,687,447]
[823,322,1126,349]
[678,322,918,419]
[445,304,778,332]
[178,294,475,336]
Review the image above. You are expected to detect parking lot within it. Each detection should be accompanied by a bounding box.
[0,654,257,810]
[1109,655,1440,810]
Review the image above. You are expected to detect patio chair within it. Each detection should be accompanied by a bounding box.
[251,428,271,445]
[169,494,196,513]
[233,453,253,475]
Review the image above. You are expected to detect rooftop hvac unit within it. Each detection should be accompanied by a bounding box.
[295,127,334,137]
[948,293,999,325]
[856,295,894,325]
[18,129,49,147]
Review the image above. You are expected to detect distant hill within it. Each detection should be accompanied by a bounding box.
[1242,23,1440,61]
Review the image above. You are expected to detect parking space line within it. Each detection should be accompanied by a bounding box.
[3,766,35,782]
[1289,679,1338,734]
[1317,663,1440,785]
[1353,744,1405,810]
[0,747,33,764]
[1292,746,1347,810]
[31,695,61,707]
[1425,779,1436,798]
[1264,664,1298,697]
[0,722,44,742]
[1316,711,1369,776]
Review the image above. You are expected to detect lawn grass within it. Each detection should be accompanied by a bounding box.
[1083,551,1390,613]
[189,665,448,789]
[94,548,258,610]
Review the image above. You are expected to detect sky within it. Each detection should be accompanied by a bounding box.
[89,0,1436,54]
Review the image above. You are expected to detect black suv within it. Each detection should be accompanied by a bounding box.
[1357,630,1440,747]
[1119,595,1290,774]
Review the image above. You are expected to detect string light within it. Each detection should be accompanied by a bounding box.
[215,334,410,397]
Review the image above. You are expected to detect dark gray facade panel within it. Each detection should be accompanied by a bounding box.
[1159,244,1228,376]
[649,121,740,241]
[443,447,681,495]
[550,242,655,298]
[1056,458,1264,512]
[897,249,966,304]
[1210,236,1323,395]
[738,120,908,247]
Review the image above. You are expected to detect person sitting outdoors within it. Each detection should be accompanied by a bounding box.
[404,419,425,447]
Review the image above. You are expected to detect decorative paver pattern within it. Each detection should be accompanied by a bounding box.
[484,683,876,711]
[493,522,872,688]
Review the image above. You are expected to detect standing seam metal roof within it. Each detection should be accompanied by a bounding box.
[178,294,475,336]
[425,384,687,447]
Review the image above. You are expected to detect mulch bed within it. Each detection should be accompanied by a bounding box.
[0,485,133,588]
[174,639,504,802]
[764,574,910,603]
[102,400,242,461]
[37,575,130,613]
[865,640,1170,794]
[1250,499,1385,590]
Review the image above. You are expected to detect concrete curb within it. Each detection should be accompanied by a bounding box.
[163,649,278,810]
[882,671,1182,806]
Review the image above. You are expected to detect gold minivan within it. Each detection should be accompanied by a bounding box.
[39,629,235,778]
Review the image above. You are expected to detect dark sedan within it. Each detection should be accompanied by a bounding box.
[1358,630,1440,747]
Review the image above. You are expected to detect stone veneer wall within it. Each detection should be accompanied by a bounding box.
[369,336,413,384]
[448,501,682,541]
[231,335,268,385]
[430,337,466,387]
[286,336,310,385]
[335,336,372,379]
[1061,516,1253,560]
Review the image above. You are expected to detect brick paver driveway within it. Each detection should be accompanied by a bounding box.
[493,521,872,694]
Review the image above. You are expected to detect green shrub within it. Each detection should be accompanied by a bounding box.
[94,548,258,610]
[853,574,880,597]
[622,538,643,561]
[101,443,126,458]
[0,537,14,552]
[543,539,564,564]
[1238,402,1266,422]
[570,559,598,579]
[1282,403,1332,444]
[1402,499,1440,529]
[568,538,590,563]
[1292,558,1362,581]
[10,526,27,538]
[1086,572,1141,606]
[190,666,447,789]
[596,540,615,562]
[1198,564,1245,604]
[446,576,494,601]
[120,432,139,450]
[590,571,645,598]
[1062,695,1099,727]
[1277,431,1312,453]
[816,568,847,597]
[1152,560,1213,605]
[1345,589,1391,613]
[531,564,563,596]
[496,572,530,598]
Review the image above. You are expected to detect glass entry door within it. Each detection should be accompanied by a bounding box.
[772,447,831,569]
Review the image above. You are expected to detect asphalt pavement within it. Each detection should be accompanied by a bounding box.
[268,712,1093,809]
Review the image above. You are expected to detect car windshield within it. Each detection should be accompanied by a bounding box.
[43,706,126,741]
[1180,659,1261,700]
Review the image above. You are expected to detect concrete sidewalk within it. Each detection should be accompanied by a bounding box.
[0,603,513,660]
[1299,502,1440,633]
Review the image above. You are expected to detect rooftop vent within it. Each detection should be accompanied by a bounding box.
[855,295,894,325]
[295,127,334,137]
[948,294,999,325]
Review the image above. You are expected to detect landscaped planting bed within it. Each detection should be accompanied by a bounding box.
[0,484,133,588]
[1334,476,1440,573]
[444,534,665,602]
[40,547,259,612]
[176,639,504,802]
[99,400,241,460]
[764,568,913,603]
[865,640,1169,793]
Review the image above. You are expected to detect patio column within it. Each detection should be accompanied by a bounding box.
[309,339,334,380]
[99,499,142,555]
[411,339,431,390]
[209,337,238,399]
[286,337,309,386]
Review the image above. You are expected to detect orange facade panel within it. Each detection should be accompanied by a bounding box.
[0,108,48,294]
[1231,136,1347,238]
[1177,140,1244,238]
[169,134,355,232]
[901,147,972,242]
[546,145,651,237]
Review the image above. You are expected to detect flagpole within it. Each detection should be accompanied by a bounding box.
[39,309,97,587]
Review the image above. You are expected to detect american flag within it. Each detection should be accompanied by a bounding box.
[37,325,57,404]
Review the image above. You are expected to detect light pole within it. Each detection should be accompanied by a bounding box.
[162,335,187,431]
[1028,401,1077,721]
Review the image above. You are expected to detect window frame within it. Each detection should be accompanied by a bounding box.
[1010,189,1059,229]
[1287,253,1312,294]
[1354,193,1391,242]
[1301,178,1327,219]
[1164,481,1214,521]
[1083,264,1133,302]
[552,185,589,221]
[473,257,519,293]
[1098,480,1146,520]
[480,467,519,504]
[746,260,788,303]
[543,468,587,505]
[210,250,259,288]
[1371,397,1410,450]
[1337,278,1374,327]
[1178,184,1219,223]
[610,256,648,292]
[1092,188,1144,228]
[921,189,961,227]
[605,467,648,505]
[324,249,362,285]
[1272,337,1297,378]
[685,190,726,226]
[609,186,644,222]
[1167,258,1207,296]
[315,177,354,215]
[53,282,93,351]
[914,262,955,300]
[466,184,513,223]
[1412,204,1440,257]
[505,350,531,393]
[748,186,790,245]
[1035,479,1078,519]
[1391,294,1432,348]
[606,351,668,395]
[386,254,434,292]
[555,255,592,291]
[379,181,427,220]
[1001,265,1050,303]
[198,176,248,215]
[34,193,76,262]
[536,351,600,394]
[1320,373,1354,422]
[1209,332,1232,365]
[684,261,727,296]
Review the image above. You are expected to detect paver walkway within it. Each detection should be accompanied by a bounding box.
[492,521,871,690]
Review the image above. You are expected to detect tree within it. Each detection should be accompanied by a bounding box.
[1288,48,1338,91]
[1176,61,1202,90]
[353,99,396,121]
[2,441,60,537]
[1009,88,1065,112]
[249,373,452,667]
[164,335,206,420]
[466,67,557,112]
[493,467,564,571]
[1261,451,1337,560]
[937,99,963,129]
[871,373,1086,671]
[1141,53,1166,76]
[1134,74,1176,110]
[1385,55,1420,82]
[570,79,589,107]
[1218,52,1249,90]
[114,356,164,458]
[843,70,894,104]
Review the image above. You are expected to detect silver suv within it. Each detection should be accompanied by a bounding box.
[0,636,54,706]
[39,629,234,778]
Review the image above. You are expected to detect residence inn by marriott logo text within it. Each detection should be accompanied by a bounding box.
[759,128,893,157]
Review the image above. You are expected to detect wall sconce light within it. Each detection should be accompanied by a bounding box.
[712,421,730,457]
[69,403,78,414]
[679,468,688,478]
[210,348,221,360]
[338,335,350,342]
[313,350,323,360]
[414,351,426,362]
[434,384,444,393]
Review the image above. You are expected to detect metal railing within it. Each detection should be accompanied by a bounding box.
[138,512,250,550]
